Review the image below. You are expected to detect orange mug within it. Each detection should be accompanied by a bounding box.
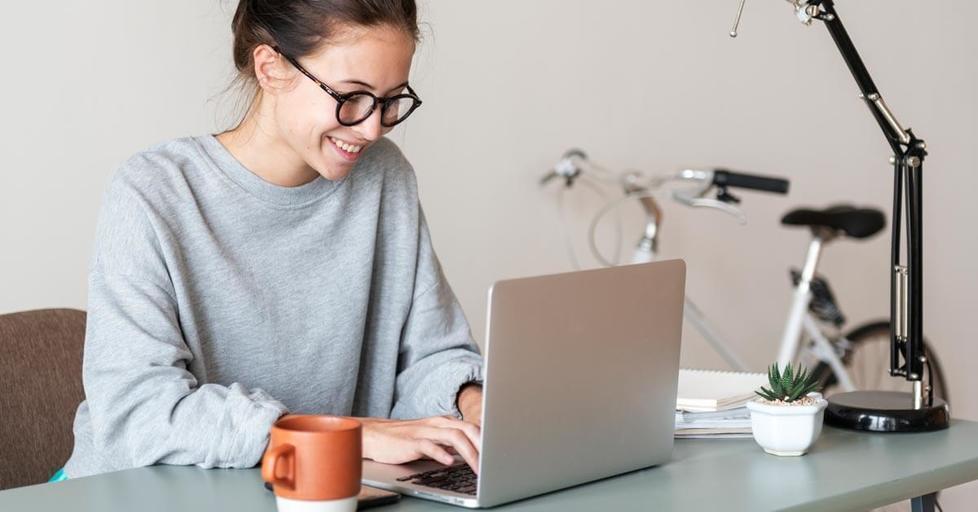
[262,415,362,512]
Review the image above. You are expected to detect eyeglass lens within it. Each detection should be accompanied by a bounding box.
[339,93,417,127]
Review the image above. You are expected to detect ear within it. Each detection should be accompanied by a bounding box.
[252,44,296,94]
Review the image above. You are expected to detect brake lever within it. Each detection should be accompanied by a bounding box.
[715,185,741,205]
[672,186,747,224]
[541,150,585,187]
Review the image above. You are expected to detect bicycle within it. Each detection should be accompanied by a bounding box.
[540,150,949,403]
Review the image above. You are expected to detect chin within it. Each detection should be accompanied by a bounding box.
[315,163,353,182]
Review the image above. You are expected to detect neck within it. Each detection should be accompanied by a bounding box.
[216,96,320,188]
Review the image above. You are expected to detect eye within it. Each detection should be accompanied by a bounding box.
[337,93,377,124]
[381,96,421,127]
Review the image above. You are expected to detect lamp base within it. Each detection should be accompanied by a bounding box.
[825,391,949,432]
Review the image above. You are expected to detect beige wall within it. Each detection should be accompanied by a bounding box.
[2,1,976,507]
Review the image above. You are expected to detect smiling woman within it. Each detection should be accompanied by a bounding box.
[220,0,421,183]
[58,0,484,481]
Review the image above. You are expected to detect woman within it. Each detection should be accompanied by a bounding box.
[60,0,484,480]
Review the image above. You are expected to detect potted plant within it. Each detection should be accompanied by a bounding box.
[746,362,827,456]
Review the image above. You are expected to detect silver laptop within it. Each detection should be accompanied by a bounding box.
[362,260,686,508]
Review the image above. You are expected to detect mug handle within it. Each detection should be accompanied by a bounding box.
[261,444,296,490]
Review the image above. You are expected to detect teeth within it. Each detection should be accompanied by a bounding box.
[330,136,363,154]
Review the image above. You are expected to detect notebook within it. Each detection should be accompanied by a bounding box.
[676,368,768,412]
[674,407,753,439]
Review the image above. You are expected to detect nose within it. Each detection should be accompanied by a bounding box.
[353,107,384,142]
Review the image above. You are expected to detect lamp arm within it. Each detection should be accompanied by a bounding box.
[807,0,912,153]
[795,0,930,393]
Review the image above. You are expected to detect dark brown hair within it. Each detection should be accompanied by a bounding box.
[225,0,419,127]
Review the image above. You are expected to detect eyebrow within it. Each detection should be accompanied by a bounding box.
[340,79,410,95]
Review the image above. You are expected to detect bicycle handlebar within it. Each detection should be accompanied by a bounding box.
[541,150,794,267]
[712,169,790,194]
[542,151,791,225]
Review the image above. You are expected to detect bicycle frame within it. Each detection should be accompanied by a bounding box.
[630,195,856,391]
[777,232,858,391]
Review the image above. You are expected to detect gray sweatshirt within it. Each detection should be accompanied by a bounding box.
[64,135,483,478]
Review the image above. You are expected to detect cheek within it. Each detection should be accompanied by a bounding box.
[277,91,341,143]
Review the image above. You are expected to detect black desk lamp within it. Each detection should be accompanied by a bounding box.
[730,0,949,432]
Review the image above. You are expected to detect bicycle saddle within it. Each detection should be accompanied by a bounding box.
[781,205,885,239]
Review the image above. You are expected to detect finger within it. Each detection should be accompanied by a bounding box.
[417,439,455,467]
[420,427,480,475]
[431,416,482,452]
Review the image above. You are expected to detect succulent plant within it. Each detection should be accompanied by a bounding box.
[756,362,821,403]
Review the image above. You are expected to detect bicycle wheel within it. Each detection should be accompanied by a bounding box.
[812,320,950,403]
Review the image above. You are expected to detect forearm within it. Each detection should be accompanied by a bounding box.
[391,349,483,419]
[89,380,287,470]
[84,271,288,470]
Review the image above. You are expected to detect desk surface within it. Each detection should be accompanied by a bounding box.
[5,420,978,511]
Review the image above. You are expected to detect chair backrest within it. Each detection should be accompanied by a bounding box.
[0,309,86,490]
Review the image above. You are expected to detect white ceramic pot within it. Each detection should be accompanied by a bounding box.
[746,392,827,456]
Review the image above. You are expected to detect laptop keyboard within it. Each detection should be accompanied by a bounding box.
[396,463,478,496]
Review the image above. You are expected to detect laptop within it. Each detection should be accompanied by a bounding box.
[362,260,686,508]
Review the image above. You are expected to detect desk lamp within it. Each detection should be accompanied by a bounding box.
[729,0,949,432]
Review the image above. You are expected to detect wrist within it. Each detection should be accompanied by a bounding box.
[351,417,383,460]
[456,382,482,418]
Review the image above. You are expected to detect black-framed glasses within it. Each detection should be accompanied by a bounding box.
[273,47,422,128]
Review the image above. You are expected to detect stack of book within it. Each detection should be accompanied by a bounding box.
[674,368,768,439]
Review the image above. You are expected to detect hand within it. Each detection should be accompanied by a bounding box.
[357,416,482,474]
[456,384,483,427]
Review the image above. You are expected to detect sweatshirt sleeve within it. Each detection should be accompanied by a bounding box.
[81,175,287,472]
[390,207,484,420]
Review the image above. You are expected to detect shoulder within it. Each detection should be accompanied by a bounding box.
[353,138,425,231]
[92,137,208,276]
[359,136,412,172]
[107,136,206,202]
[356,137,418,193]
